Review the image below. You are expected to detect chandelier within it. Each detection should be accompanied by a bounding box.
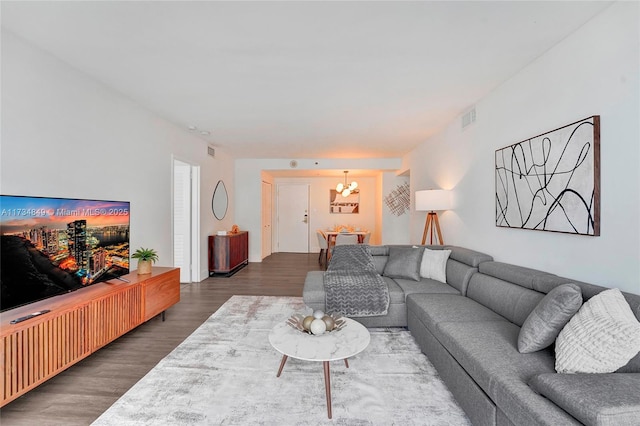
[336,171,358,197]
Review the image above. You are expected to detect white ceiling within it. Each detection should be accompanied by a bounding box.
[1,1,612,159]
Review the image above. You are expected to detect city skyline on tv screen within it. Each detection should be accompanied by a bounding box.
[1,195,130,311]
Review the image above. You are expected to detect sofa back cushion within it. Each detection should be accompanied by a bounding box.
[467,270,545,326]
[369,245,493,295]
[443,245,493,295]
[445,245,494,268]
[369,245,390,275]
[446,259,477,294]
[470,261,640,372]
[561,278,640,321]
[478,261,561,291]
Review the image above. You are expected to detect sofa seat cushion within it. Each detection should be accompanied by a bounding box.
[394,278,459,300]
[530,373,640,426]
[302,272,405,308]
[493,375,583,425]
[435,320,576,425]
[436,320,556,397]
[407,293,506,335]
[414,308,578,425]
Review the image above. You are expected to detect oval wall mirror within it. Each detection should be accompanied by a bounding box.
[212,180,228,220]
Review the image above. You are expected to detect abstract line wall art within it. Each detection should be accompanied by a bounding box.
[495,116,600,236]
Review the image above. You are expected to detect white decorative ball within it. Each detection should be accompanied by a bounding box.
[313,310,325,319]
[310,318,327,335]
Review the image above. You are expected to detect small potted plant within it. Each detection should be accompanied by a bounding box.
[131,247,159,275]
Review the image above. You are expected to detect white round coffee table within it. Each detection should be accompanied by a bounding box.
[269,316,370,419]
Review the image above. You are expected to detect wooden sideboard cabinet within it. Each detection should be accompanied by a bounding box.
[208,231,249,276]
[0,267,180,407]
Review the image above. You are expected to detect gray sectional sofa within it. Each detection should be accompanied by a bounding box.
[303,245,640,426]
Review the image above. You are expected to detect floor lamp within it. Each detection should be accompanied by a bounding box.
[415,189,451,245]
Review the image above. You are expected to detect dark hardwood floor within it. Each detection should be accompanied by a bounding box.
[0,253,323,425]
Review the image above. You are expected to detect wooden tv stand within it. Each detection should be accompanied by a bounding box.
[0,267,180,407]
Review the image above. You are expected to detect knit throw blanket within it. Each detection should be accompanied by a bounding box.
[324,245,390,317]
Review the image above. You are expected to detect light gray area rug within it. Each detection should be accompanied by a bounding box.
[93,295,470,425]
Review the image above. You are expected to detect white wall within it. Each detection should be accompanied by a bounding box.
[236,158,402,262]
[403,2,640,294]
[1,31,235,281]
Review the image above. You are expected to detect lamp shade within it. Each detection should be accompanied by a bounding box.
[415,189,451,211]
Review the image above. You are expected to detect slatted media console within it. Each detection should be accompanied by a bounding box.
[0,267,180,407]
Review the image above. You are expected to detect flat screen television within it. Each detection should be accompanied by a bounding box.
[0,195,130,312]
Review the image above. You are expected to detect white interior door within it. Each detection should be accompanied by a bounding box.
[277,184,309,253]
[262,181,272,259]
[173,160,191,282]
[173,158,200,283]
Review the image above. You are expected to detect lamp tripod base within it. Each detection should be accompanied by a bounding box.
[421,212,444,245]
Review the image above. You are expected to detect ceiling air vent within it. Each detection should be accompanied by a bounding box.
[207,146,216,158]
[461,107,476,129]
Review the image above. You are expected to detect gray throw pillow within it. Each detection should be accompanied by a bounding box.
[517,283,582,353]
[383,246,423,281]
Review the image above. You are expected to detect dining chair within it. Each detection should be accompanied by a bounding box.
[335,233,359,246]
[316,230,328,266]
[362,232,371,245]
[327,233,358,264]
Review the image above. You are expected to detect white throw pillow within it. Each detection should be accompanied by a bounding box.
[555,288,640,374]
[419,248,451,283]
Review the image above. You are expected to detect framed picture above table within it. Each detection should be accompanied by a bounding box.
[330,189,359,214]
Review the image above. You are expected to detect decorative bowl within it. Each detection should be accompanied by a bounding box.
[286,312,346,335]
